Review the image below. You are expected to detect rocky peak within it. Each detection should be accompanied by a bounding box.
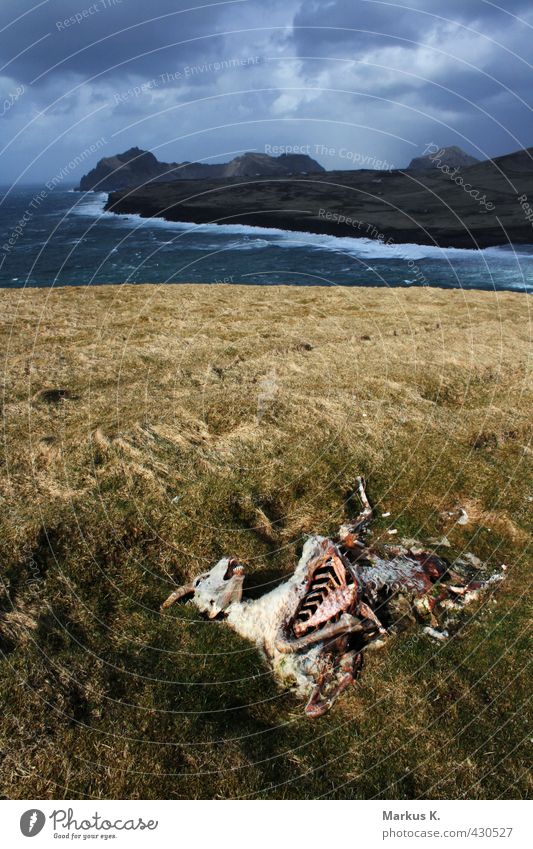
[407,145,480,172]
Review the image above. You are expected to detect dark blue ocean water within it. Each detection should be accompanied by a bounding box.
[1,185,533,291]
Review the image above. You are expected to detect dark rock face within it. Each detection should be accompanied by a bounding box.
[408,145,480,173]
[104,146,533,249]
[222,152,325,177]
[79,148,324,191]
[78,147,172,191]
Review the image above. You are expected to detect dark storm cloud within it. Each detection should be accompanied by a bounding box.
[290,0,533,109]
[1,0,532,182]
[0,0,247,83]
[288,0,533,153]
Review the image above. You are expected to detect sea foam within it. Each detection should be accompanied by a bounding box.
[71,193,533,264]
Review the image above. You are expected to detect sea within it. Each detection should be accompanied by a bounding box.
[1,185,533,291]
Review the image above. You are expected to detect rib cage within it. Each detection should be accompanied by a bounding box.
[292,546,358,638]
[160,474,502,718]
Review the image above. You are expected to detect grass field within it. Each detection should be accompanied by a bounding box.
[0,282,531,799]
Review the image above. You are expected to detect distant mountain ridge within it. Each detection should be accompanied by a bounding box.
[79,143,488,191]
[78,147,325,191]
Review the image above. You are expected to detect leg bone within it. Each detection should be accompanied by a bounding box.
[275,613,364,654]
[359,601,387,636]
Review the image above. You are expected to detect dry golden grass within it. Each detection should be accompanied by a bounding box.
[0,283,531,799]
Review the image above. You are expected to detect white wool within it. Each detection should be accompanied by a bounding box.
[362,554,429,593]
[423,626,449,641]
[225,536,326,692]
[187,540,505,697]
[226,536,324,649]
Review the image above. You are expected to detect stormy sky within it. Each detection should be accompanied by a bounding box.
[1,0,532,183]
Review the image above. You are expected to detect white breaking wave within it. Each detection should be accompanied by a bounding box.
[70,193,533,264]
[70,192,110,217]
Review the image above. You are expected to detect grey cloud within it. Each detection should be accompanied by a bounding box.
[0,0,532,182]
[288,0,533,155]
[292,0,533,56]
[0,0,249,84]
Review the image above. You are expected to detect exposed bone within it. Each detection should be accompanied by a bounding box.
[293,585,357,636]
[364,638,388,651]
[338,531,366,551]
[303,648,363,717]
[291,542,358,638]
[338,475,373,544]
[359,601,387,635]
[400,537,426,554]
[448,584,469,596]
[357,475,372,519]
[160,478,505,717]
[461,552,483,569]
[427,536,451,547]
[275,613,364,654]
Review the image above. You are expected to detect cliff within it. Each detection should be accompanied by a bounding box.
[104,146,533,249]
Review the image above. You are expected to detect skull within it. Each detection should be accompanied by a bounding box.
[161,557,245,619]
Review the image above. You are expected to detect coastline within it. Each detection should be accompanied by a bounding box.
[105,192,533,250]
[3,187,533,292]
[103,149,533,250]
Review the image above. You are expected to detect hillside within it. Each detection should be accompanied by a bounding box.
[105,146,533,249]
[0,283,531,799]
[79,147,324,191]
